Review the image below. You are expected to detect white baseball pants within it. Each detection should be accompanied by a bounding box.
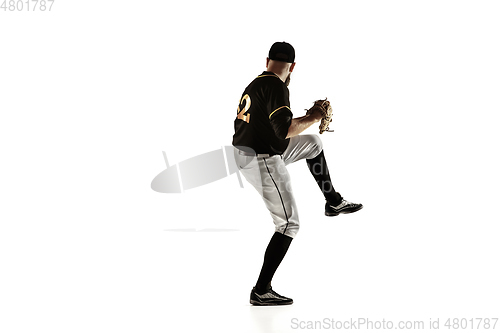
[234,135,323,238]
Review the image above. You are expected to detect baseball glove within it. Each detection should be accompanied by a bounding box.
[306,98,334,134]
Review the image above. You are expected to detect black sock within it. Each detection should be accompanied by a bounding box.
[306,150,343,205]
[255,232,293,293]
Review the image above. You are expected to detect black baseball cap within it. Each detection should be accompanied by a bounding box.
[268,41,295,63]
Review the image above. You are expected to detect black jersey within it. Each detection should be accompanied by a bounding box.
[232,71,293,155]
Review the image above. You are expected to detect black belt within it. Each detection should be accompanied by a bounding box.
[237,150,272,158]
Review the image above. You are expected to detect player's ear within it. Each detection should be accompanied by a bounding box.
[266,57,270,67]
[289,62,296,72]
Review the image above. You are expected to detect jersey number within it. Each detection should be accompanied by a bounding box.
[237,94,251,123]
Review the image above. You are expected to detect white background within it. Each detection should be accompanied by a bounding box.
[1,1,499,332]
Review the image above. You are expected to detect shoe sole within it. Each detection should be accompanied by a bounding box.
[250,300,293,306]
[325,205,363,217]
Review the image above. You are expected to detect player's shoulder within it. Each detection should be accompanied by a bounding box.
[255,71,283,85]
[250,71,284,88]
[256,71,280,80]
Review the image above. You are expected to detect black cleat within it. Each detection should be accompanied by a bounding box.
[250,287,293,306]
[325,199,363,216]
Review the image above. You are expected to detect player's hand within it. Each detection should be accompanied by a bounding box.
[305,99,334,133]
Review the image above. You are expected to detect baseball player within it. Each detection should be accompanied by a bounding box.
[232,42,362,306]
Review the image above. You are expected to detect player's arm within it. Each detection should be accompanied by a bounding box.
[268,82,322,139]
[285,112,322,139]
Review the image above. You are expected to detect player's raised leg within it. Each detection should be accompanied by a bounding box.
[282,135,363,216]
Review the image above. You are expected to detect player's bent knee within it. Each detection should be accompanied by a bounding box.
[309,134,323,157]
